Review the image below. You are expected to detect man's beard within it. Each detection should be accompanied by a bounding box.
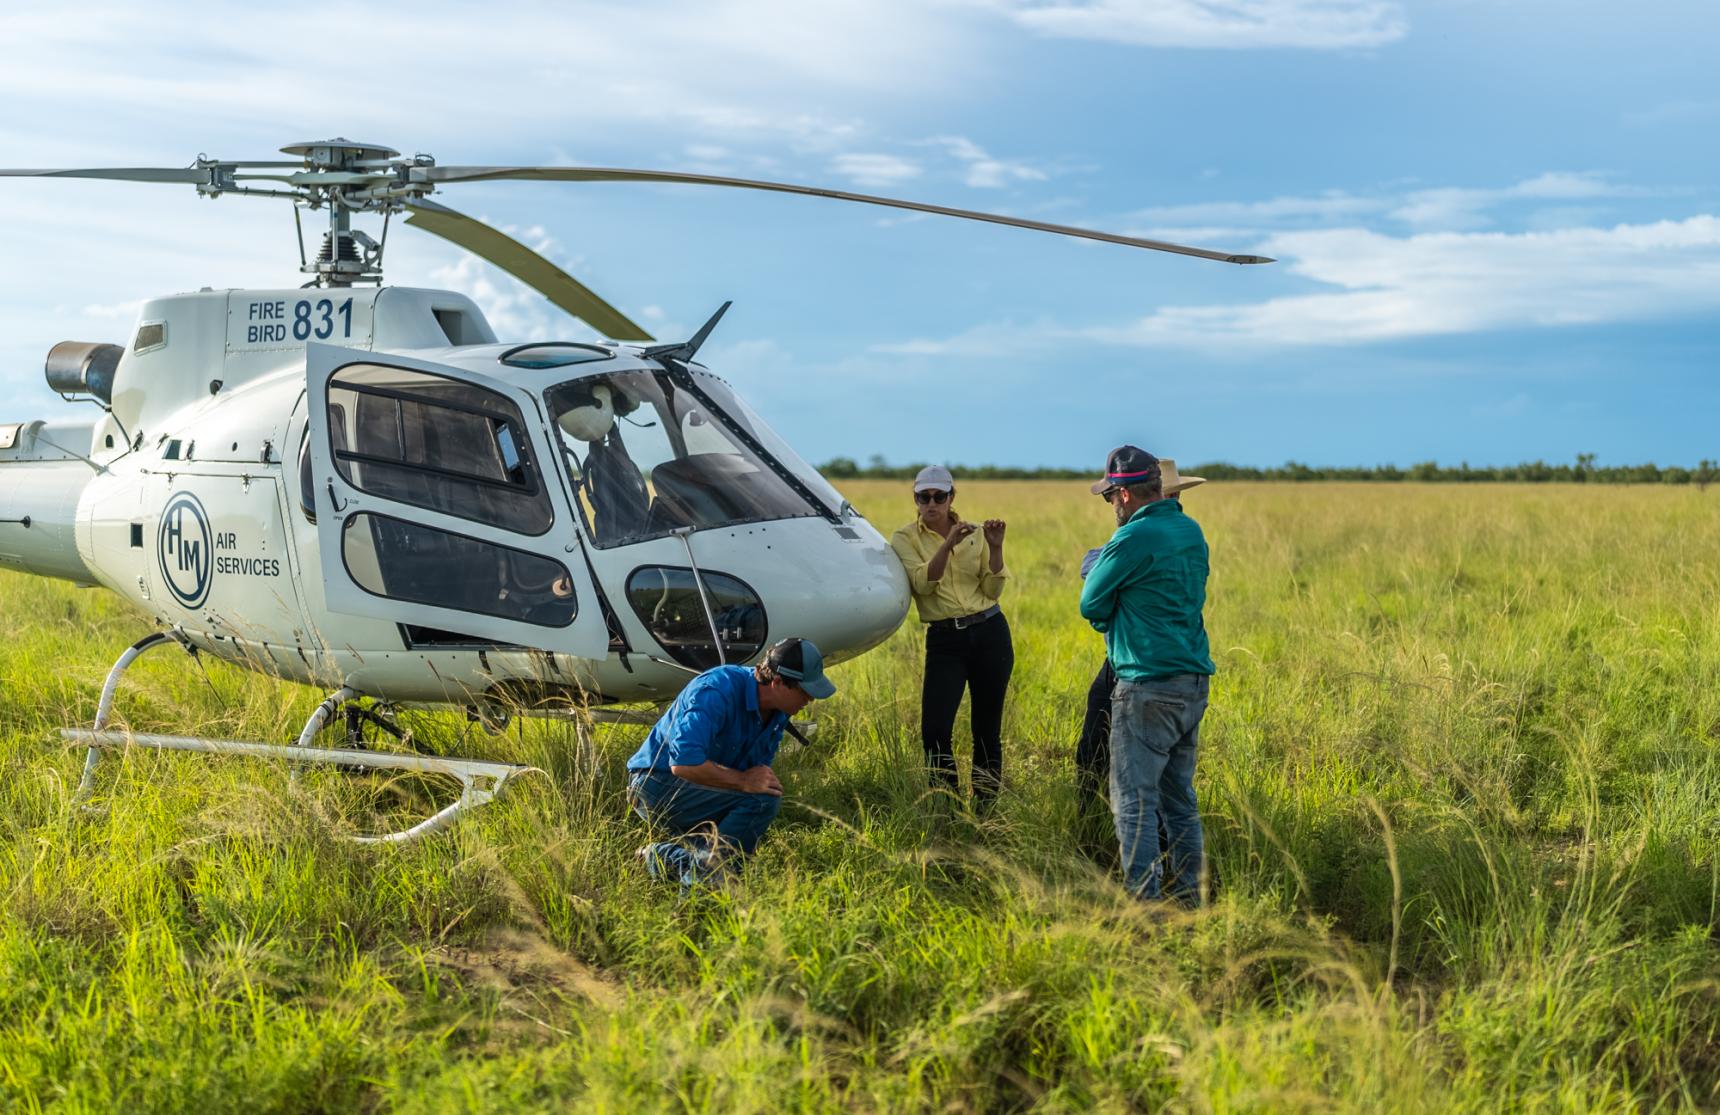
[1114,501,1129,526]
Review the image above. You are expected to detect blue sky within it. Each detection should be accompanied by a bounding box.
[1,0,1716,470]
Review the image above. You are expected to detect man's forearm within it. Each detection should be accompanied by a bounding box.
[670,761,753,791]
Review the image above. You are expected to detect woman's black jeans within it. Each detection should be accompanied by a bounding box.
[921,612,1014,803]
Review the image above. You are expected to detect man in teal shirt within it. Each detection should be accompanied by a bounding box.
[1079,446,1215,904]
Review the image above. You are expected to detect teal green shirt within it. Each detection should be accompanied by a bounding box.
[1079,499,1215,680]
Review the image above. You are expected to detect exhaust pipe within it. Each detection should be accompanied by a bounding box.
[44,342,123,404]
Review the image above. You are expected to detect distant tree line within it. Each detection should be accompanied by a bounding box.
[819,454,1720,487]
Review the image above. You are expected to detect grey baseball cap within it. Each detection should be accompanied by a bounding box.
[913,464,954,493]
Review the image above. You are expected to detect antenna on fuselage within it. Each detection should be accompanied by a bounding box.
[642,301,732,365]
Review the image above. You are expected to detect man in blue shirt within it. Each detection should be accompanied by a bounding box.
[626,637,835,886]
[1079,446,1216,905]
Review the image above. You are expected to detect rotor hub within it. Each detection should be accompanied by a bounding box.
[264,140,426,287]
[280,138,401,170]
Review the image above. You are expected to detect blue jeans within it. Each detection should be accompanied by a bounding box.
[628,770,782,881]
[1109,673,1209,903]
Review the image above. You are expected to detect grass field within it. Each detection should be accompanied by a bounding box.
[2,480,1717,1112]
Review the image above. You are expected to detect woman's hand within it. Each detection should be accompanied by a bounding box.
[983,519,1007,547]
[946,521,979,547]
[928,521,975,581]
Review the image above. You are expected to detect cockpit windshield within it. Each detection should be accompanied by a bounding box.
[545,367,829,548]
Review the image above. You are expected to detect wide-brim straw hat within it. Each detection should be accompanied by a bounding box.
[1161,459,1206,495]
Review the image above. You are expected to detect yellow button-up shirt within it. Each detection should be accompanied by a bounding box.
[889,518,1009,624]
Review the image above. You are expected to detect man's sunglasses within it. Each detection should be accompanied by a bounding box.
[915,489,951,505]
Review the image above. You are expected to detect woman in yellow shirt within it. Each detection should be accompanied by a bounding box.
[888,465,1012,807]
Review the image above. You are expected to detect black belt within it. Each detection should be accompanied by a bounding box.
[929,604,1001,631]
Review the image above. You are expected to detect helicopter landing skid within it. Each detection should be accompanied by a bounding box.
[63,727,539,845]
[69,639,540,845]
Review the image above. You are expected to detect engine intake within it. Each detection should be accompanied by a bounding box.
[45,341,122,403]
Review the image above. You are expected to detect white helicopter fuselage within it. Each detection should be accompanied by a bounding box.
[0,286,910,711]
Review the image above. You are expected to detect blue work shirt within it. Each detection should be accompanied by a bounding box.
[626,665,787,773]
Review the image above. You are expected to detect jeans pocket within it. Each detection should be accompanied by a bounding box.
[1125,684,1187,714]
[1114,690,1183,758]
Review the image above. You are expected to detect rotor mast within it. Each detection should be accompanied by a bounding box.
[278,139,425,287]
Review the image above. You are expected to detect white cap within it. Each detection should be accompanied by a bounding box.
[913,464,955,493]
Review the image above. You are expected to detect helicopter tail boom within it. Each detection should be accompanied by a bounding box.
[0,421,98,584]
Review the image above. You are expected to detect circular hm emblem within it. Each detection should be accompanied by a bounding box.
[158,492,213,609]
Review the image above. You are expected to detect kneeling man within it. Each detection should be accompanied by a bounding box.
[627,637,835,885]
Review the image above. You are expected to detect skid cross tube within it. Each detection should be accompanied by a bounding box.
[64,729,541,845]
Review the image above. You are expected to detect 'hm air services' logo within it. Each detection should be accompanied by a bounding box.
[158,492,213,609]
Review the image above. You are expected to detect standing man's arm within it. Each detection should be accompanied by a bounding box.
[1079,543,1129,632]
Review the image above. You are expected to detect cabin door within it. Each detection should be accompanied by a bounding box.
[304,342,609,657]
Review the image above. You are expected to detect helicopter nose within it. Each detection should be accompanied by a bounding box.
[794,526,911,665]
[676,518,909,667]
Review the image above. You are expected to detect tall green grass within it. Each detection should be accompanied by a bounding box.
[0,482,1715,1111]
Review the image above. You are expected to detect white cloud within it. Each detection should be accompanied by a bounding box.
[80,298,146,320]
[1131,191,1384,226]
[973,0,1408,50]
[826,136,1052,195]
[423,221,648,343]
[0,2,971,158]
[877,215,1720,351]
[1390,172,1645,231]
[1130,174,1645,239]
[1108,217,1720,345]
[831,153,924,188]
[1134,225,1260,244]
[922,135,1050,188]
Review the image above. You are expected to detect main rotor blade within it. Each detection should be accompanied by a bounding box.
[421,165,1275,265]
[402,199,654,341]
[0,166,214,184]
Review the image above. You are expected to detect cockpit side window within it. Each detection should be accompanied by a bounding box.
[298,430,317,524]
[546,369,821,548]
[325,364,552,536]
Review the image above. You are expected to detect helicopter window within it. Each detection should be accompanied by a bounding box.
[545,369,821,548]
[342,512,577,627]
[133,321,166,355]
[625,566,768,671]
[298,432,316,524]
[500,343,614,369]
[325,364,553,536]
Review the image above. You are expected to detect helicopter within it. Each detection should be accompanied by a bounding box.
[0,139,1271,842]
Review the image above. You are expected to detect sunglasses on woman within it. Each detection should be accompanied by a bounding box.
[915,489,951,505]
